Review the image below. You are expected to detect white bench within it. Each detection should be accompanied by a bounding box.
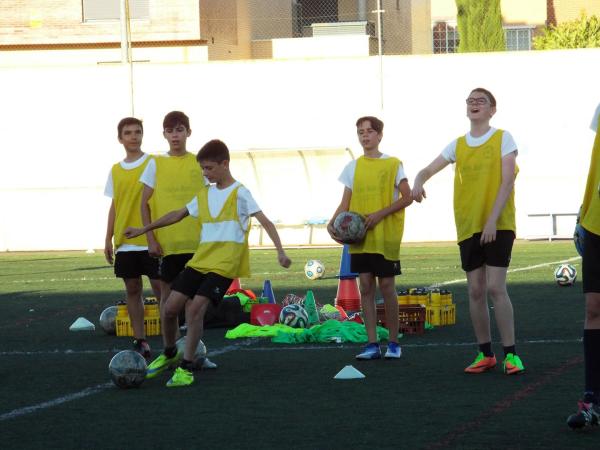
[527,212,578,241]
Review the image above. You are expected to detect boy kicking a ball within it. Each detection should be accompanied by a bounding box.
[125,139,291,387]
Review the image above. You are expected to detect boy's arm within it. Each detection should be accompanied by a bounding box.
[141,184,162,257]
[480,152,517,244]
[125,207,189,239]
[411,155,450,202]
[327,187,352,242]
[104,201,116,265]
[252,211,291,268]
[364,179,413,229]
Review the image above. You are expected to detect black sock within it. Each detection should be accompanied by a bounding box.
[164,345,177,358]
[584,329,600,398]
[479,342,493,357]
[180,359,194,370]
[503,345,516,357]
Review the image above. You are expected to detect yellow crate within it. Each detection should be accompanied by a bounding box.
[426,304,456,326]
[116,315,161,337]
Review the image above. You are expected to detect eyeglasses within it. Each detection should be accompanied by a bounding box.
[466,98,489,105]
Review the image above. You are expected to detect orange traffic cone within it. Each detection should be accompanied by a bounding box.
[335,278,361,312]
[227,278,241,294]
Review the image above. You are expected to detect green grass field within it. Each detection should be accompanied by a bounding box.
[0,242,597,449]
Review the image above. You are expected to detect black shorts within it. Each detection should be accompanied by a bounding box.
[171,267,233,305]
[114,250,159,280]
[350,253,401,277]
[159,253,194,283]
[458,230,515,272]
[582,227,600,294]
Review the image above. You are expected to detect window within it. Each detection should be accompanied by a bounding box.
[504,26,533,51]
[82,0,149,22]
[432,21,459,54]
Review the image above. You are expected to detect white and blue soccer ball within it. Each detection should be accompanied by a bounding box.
[279,304,309,328]
[108,350,147,389]
[304,259,325,280]
[554,264,577,287]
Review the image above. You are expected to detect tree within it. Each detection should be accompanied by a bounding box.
[534,13,600,50]
[455,0,505,52]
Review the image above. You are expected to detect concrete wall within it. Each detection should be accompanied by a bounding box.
[1,48,599,250]
[0,0,200,44]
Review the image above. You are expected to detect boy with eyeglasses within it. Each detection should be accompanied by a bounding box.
[412,88,525,375]
[566,103,600,429]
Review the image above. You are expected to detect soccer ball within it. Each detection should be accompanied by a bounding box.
[554,264,577,287]
[573,223,585,257]
[175,336,207,371]
[99,305,118,334]
[333,211,366,244]
[108,350,147,389]
[279,304,309,328]
[304,259,325,280]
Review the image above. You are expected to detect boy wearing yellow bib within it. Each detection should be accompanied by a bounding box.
[328,116,413,360]
[104,117,161,359]
[413,88,525,375]
[126,139,291,387]
[140,111,207,319]
[567,104,600,429]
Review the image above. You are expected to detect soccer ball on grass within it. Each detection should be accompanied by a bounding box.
[304,259,325,280]
[108,350,147,389]
[554,264,577,287]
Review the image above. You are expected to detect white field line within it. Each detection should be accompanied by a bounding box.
[430,256,581,287]
[0,339,257,422]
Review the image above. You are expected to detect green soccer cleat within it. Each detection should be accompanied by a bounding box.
[503,353,525,375]
[145,350,182,379]
[166,367,194,387]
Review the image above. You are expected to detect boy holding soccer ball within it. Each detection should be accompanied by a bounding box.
[566,103,600,429]
[328,116,413,360]
[125,139,291,387]
[104,117,162,359]
[412,88,525,375]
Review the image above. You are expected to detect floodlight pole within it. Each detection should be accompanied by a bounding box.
[120,0,135,116]
[372,0,385,111]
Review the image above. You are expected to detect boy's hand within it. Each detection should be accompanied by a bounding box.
[327,222,345,245]
[411,185,426,203]
[147,235,163,258]
[278,250,291,268]
[364,210,385,230]
[480,221,497,245]
[104,242,114,265]
[124,226,143,239]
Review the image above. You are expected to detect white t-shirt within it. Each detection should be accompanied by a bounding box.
[104,153,150,199]
[338,154,408,200]
[103,153,150,253]
[441,128,518,163]
[139,156,209,189]
[185,181,261,231]
[591,104,600,132]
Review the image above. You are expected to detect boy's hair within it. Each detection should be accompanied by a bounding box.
[356,116,384,134]
[117,117,143,138]
[163,111,190,130]
[196,139,230,163]
[470,88,497,107]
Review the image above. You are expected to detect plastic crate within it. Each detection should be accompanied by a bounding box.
[427,304,456,326]
[376,304,426,335]
[115,315,161,337]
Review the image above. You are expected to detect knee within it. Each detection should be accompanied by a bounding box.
[378,279,396,296]
[468,284,486,302]
[163,304,180,321]
[125,279,143,297]
[487,283,508,302]
[586,297,600,321]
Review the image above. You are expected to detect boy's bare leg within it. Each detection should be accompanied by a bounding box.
[149,278,161,303]
[486,266,515,347]
[183,295,210,361]
[359,273,377,343]
[124,277,145,339]
[466,267,491,344]
[585,293,600,328]
[379,276,399,343]
[162,291,188,350]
